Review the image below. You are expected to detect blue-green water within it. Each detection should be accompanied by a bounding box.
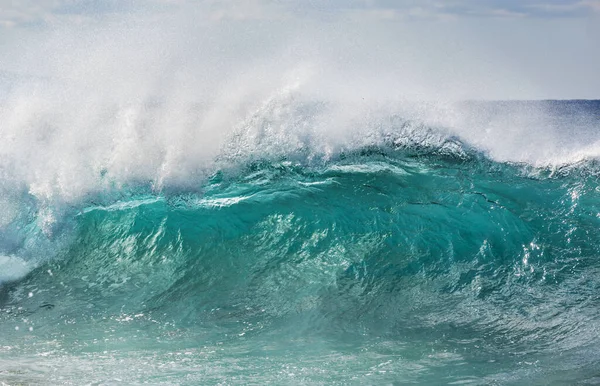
[1,127,600,384]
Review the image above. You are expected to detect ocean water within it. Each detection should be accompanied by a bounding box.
[0,96,599,384]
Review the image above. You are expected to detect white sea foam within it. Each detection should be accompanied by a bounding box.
[0,9,598,209]
[0,255,33,284]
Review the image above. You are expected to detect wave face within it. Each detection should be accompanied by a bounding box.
[1,101,600,383]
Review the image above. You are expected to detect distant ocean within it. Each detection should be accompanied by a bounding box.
[1,99,600,384]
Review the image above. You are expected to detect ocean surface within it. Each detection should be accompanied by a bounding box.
[1,99,600,384]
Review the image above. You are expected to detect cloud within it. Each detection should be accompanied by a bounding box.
[0,0,291,28]
[0,0,129,28]
[581,0,600,10]
[526,0,600,15]
[292,0,599,20]
[0,0,598,29]
[0,0,58,28]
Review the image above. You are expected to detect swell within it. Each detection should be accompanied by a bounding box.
[2,147,599,354]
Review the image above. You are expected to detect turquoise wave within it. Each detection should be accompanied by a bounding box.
[1,146,600,384]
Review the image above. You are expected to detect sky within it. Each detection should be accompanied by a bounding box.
[0,0,599,26]
[0,0,599,99]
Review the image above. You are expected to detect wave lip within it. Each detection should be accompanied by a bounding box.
[2,96,600,207]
